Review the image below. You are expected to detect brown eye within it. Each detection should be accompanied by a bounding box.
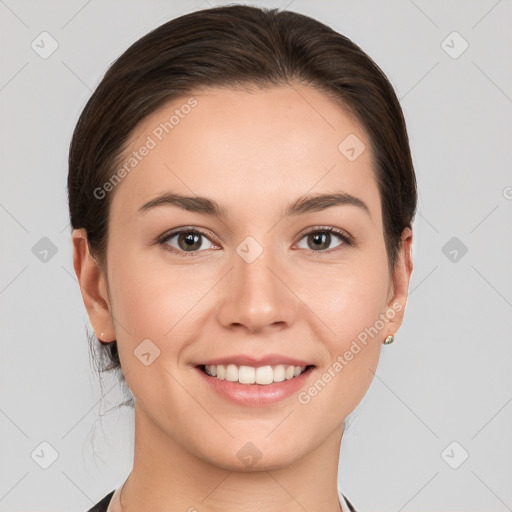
[160,228,215,256]
[296,227,352,252]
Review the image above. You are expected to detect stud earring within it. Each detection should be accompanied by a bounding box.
[383,334,394,345]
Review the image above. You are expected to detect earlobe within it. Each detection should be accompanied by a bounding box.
[72,228,115,343]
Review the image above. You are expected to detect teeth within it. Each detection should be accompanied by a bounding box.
[203,364,308,385]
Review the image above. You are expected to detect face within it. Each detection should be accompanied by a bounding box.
[74,83,412,471]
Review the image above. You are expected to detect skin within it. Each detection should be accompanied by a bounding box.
[72,83,413,512]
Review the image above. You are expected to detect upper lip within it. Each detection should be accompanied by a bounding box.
[195,354,314,368]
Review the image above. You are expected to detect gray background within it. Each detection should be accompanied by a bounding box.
[1,0,511,510]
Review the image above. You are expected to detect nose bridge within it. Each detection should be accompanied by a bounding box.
[218,234,297,332]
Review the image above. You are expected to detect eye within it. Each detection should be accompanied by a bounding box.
[295,226,353,253]
[158,228,217,256]
[158,225,354,258]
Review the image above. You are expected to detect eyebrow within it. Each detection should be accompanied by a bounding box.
[138,191,370,218]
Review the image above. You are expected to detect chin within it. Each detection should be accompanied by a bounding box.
[197,438,306,473]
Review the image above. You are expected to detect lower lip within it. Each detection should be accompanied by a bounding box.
[194,366,315,407]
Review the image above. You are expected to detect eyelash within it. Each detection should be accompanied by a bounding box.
[157,226,355,258]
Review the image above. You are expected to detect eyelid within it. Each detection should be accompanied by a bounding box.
[158,226,216,241]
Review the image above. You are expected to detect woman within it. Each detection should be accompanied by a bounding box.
[69,4,416,511]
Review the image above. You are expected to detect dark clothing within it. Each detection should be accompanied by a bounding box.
[86,490,114,512]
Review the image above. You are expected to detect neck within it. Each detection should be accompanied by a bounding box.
[121,401,344,512]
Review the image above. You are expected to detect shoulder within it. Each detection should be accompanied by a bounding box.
[85,490,115,512]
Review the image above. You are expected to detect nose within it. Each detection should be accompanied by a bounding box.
[216,242,298,334]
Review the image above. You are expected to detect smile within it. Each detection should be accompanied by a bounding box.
[194,364,316,407]
[200,363,311,385]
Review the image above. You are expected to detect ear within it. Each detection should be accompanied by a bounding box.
[384,227,414,336]
[72,228,115,343]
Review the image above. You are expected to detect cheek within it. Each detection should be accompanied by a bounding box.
[301,256,390,343]
[106,247,218,375]
[294,265,388,423]
[107,253,187,414]
[108,243,182,327]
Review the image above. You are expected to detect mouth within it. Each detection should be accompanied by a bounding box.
[194,362,317,407]
[196,363,316,386]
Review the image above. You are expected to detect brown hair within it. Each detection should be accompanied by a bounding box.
[68,4,417,387]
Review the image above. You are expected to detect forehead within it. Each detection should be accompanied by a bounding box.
[110,84,381,223]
